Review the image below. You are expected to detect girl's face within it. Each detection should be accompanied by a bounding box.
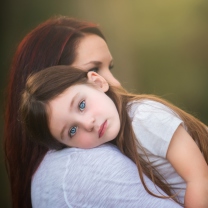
[72,34,120,86]
[47,72,120,148]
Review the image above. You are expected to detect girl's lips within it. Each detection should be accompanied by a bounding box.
[98,120,107,138]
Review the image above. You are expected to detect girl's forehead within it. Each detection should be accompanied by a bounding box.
[50,84,97,101]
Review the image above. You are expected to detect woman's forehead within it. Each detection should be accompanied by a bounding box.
[73,34,112,64]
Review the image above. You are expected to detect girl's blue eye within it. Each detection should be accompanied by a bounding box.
[79,100,86,111]
[69,126,77,137]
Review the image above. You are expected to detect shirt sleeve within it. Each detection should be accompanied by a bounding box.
[129,100,183,158]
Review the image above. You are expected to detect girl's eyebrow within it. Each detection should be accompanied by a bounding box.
[70,92,80,110]
[60,92,80,140]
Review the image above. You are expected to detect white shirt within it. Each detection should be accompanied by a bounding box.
[32,144,181,207]
[129,100,186,203]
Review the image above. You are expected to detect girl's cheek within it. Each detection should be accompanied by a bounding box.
[79,134,96,149]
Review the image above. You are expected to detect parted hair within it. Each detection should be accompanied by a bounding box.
[20,65,208,206]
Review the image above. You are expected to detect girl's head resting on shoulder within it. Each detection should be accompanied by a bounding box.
[20,65,121,149]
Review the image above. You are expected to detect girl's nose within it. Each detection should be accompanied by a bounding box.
[81,116,95,132]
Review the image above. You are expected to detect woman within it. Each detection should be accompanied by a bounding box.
[4,15,181,207]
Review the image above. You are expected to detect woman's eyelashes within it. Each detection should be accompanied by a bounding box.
[88,63,114,73]
[109,63,114,70]
[88,67,99,73]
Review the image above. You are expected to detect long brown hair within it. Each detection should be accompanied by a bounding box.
[20,65,208,206]
[4,16,106,208]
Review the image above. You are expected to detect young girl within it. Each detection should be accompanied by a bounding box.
[20,65,208,207]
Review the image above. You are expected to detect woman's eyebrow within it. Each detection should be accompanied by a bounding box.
[84,59,114,66]
[83,61,102,66]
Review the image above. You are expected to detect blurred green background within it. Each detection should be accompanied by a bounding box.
[1,0,208,207]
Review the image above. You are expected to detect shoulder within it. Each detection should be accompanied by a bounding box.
[33,144,127,180]
[32,144,128,207]
[128,99,183,157]
[32,144,181,208]
[128,99,182,125]
[128,99,176,118]
[32,144,139,196]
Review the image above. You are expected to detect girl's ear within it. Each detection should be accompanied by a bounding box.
[87,71,109,92]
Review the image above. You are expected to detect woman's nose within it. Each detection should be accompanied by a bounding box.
[103,70,120,87]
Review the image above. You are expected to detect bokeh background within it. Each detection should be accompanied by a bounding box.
[1,0,208,207]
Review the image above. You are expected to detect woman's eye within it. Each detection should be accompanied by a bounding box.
[109,64,114,70]
[88,67,99,73]
[79,100,86,111]
[69,126,77,137]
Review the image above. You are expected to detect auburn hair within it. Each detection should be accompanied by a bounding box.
[4,16,106,208]
[20,65,208,206]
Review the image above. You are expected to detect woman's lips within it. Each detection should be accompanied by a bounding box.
[98,120,107,138]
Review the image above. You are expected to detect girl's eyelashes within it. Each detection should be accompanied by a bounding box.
[69,126,77,138]
[68,100,85,138]
[79,100,86,111]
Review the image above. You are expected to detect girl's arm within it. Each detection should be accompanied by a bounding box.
[167,125,208,208]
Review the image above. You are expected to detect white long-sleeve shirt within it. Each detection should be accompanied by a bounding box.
[32,144,181,208]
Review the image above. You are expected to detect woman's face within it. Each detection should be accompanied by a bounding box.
[72,34,120,86]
